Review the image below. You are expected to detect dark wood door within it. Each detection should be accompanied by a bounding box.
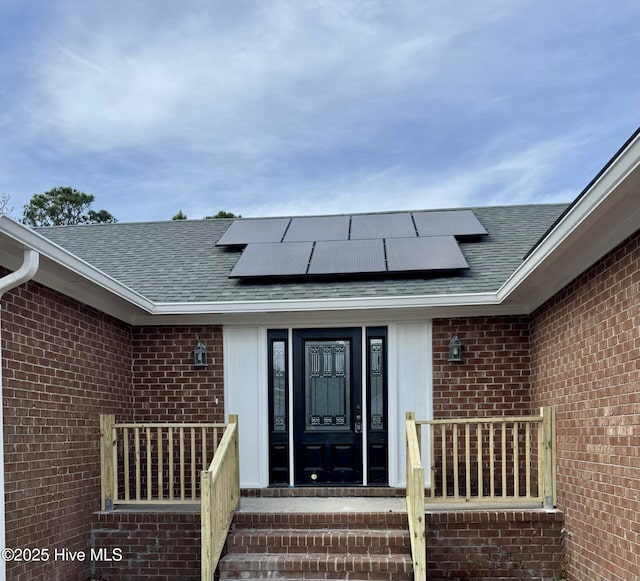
[293,328,362,485]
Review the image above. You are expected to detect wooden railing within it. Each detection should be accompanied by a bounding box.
[201,414,240,581]
[405,412,427,581]
[100,415,227,510]
[405,408,556,581]
[418,407,556,508]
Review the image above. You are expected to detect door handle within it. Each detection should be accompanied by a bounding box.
[355,414,362,433]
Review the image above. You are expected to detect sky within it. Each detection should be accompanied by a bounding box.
[0,0,638,224]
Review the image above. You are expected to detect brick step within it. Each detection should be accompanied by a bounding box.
[218,553,414,581]
[233,511,409,530]
[226,527,411,556]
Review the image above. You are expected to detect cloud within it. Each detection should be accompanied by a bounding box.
[23,0,521,151]
[0,0,637,222]
[238,129,588,218]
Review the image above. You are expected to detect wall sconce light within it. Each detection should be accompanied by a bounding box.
[448,334,464,363]
[193,336,207,368]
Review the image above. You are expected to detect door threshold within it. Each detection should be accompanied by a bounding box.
[242,486,405,498]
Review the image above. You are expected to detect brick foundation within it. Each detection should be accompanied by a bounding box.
[91,510,201,581]
[90,505,564,581]
[426,510,565,581]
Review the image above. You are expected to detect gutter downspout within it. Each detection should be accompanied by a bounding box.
[0,249,39,581]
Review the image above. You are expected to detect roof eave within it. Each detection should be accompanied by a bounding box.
[497,128,640,313]
[0,215,155,323]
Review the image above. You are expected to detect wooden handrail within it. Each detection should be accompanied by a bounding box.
[415,407,556,507]
[100,414,241,579]
[201,414,240,581]
[405,412,427,581]
[100,417,227,510]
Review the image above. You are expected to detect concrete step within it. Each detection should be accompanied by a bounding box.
[226,527,411,556]
[218,553,414,581]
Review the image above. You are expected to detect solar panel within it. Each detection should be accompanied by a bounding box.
[216,218,291,246]
[412,210,487,237]
[308,239,386,275]
[283,216,350,242]
[229,242,313,277]
[385,236,469,272]
[350,213,416,240]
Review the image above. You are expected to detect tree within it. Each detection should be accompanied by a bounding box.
[22,187,117,226]
[172,210,188,220]
[0,193,14,217]
[205,210,240,219]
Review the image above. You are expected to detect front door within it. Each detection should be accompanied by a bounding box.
[293,328,363,485]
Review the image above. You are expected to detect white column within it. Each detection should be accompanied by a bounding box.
[389,321,433,487]
[223,326,268,488]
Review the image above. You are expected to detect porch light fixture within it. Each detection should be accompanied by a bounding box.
[448,334,464,363]
[193,336,207,368]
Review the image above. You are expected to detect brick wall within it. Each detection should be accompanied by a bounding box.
[427,509,565,581]
[91,511,200,581]
[1,277,133,581]
[433,316,531,418]
[131,326,224,423]
[530,231,640,581]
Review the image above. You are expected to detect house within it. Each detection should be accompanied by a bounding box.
[0,127,638,581]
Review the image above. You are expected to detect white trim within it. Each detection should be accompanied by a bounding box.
[150,292,500,316]
[288,328,295,487]
[386,324,399,487]
[361,326,368,486]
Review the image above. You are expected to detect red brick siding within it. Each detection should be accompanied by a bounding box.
[433,317,531,418]
[426,509,564,581]
[131,326,224,423]
[1,278,133,581]
[92,511,200,581]
[530,231,640,581]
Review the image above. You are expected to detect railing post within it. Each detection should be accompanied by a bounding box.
[201,470,213,581]
[410,463,426,580]
[541,406,556,509]
[406,411,414,489]
[405,412,426,581]
[228,414,240,509]
[100,414,115,511]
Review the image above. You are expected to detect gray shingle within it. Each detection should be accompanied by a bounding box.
[35,204,568,303]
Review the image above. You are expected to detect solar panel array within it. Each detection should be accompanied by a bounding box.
[217,210,486,278]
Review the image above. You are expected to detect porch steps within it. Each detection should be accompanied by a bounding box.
[218,493,413,581]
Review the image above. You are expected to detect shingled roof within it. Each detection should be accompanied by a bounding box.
[35,204,568,304]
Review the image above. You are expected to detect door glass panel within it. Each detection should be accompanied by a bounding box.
[272,340,287,431]
[305,340,350,431]
[369,338,384,430]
